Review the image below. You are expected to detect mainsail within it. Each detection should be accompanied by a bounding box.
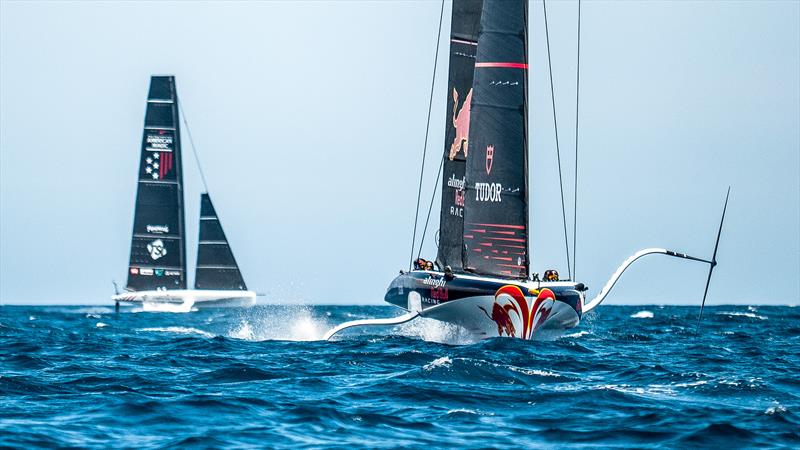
[436,0,484,271]
[126,76,187,290]
[462,0,530,279]
[195,193,247,290]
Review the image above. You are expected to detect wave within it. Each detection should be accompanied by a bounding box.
[631,310,654,319]
[136,326,215,338]
[716,311,767,320]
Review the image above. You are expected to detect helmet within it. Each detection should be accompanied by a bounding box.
[544,269,559,281]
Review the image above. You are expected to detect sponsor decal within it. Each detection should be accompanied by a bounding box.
[145,133,173,152]
[130,267,139,275]
[475,182,502,202]
[154,269,164,277]
[450,189,465,217]
[146,224,169,234]
[431,286,449,301]
[478,286,556,339]
[142,132,174,180]
[422,276,446,288]
[449,174,466,217]
[455,189,465,207]
[449,88,473,160]
[140,268,154,276]
[421,295,441,305]
[485,145,494,175]
[147,239,167,260]
[164,270,180,276]
[447,174,466,190]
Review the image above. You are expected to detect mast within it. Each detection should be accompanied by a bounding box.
[194,193,247,290]
[126,75,187,291]
[435,0,484,272]
[462,0,530,279]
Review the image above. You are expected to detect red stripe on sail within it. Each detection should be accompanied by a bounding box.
[498,264,527,269]
[475,62,528,69]
[471,223,526,229]
[486,237,526,243]
[491,257,513,261]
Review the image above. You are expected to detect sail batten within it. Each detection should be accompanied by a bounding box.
[462,0,530,279]
[194,193,247,291]
[126,76,187,291]
[436,0,484,272]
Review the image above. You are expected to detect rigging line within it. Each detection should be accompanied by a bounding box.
[177,100,209,194]
[573,0,581,280]
[409,0,446,271]
[416,154,445,260]
[543,0,572,280]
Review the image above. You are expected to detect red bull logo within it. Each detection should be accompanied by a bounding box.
[478,285,556,339]
[449,88,473,160]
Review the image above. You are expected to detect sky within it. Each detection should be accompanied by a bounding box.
[1,1,798,306]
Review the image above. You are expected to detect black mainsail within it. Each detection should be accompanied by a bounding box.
[126,75,187,290]
[195,193,247,290]
[462,0,530,279]
[436,0,484,272]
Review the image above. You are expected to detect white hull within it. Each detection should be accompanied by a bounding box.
[112,289,256,309]
[419,293,582,340]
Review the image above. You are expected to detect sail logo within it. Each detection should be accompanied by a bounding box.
[475,183,502,202]
[145,133,173,152]
[449,88,473,160]
[485,145,494,175]
[147,239,167,260]
[455,189,465,207]
[447,174,466,190]
[146,224,169,234]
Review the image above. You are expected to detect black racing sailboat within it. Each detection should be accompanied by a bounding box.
[113,75,255,309]
[324,0,727,340]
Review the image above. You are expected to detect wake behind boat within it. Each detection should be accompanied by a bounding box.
[324,0,727,341]
[113,75,255,310]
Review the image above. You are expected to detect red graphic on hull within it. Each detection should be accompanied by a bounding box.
[449,88,473,160]
[478,285,556,339]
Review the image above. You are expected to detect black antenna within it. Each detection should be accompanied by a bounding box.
[697,186,730,330]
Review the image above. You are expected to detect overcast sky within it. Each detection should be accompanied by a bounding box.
[1,1,798,306]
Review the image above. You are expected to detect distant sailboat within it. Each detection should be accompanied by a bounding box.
[324,0,727,340]
[113,75,255,309]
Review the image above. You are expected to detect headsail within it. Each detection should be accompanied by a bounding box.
[126,76,187,290]
[195,193,247,290]
[462,0,530,279]
[436,0,484,272]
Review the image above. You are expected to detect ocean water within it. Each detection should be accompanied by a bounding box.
[1,304,798,449]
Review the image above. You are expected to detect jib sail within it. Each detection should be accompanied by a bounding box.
[126,75,187,290]
[436,0,484,272]
[462,0,530,279]
[195,193,247,290]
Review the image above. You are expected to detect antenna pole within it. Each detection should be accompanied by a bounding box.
[572,0,581,280]
[409,0,446,270]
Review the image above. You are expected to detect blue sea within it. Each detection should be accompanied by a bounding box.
[1,304,798,448]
